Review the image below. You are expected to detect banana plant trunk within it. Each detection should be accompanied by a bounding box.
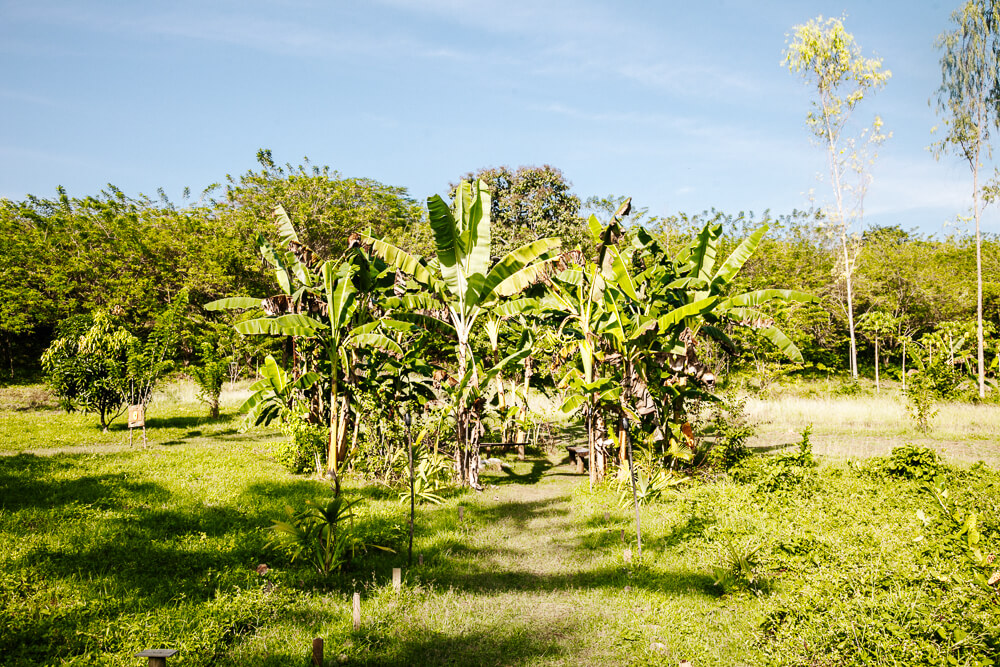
[455,335,482,490]
[327,351,351,497]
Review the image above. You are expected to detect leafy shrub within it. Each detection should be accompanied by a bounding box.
[614,466,688,508]
[834,378,864,396]
[880,444,941,480]
[269,496,395,575]
[710,535,771,594]
[189,340,230,419]
[398,450,453,505]
[905,370,941,433]
[275,411,327,474]
[731,425,817,495]
[702,392,756,470]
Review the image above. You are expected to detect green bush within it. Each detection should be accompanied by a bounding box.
[730,425,817,495]
[702,392,756,470]
[275,412,327,474]
[881,444,942,481]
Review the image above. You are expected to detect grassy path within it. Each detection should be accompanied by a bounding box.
[227,456,762,666]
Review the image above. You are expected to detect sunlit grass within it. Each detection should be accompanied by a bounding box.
[745,389,1000,466]
[0,379,267,455]
[2,378,998,665]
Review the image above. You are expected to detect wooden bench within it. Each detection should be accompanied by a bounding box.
[566,445,590,473]
[480,442,529,460]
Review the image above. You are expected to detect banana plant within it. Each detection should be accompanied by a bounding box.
[362,179,560,488]
[239,354,319,427]
[207,206,403,495]
[545,258,620,486]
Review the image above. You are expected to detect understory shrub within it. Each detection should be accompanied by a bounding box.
[702,392,755,470]
[850,444,945,481]
[710,535,771,594]
[905,370,941,433]
[398,449,453,505]
[730,424,817,494]
[275,411,326,474]
[268,496,397,576]
[882,444,942,480]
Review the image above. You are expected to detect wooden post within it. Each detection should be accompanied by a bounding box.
[392,567,401,591]
[311,637,323,666]
[603,510,610,522]
[458,505,464,523]
[135,649,178,667]
[418,553,423,565]
[576,455,585,475]
[352,592,361,631]
[517,443,525,460]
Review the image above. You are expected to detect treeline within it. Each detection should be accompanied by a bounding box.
[692,211,1000,384]
[1,154,997,387]
[0,152,425,377]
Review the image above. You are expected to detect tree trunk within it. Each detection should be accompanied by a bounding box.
[593,410,607,481]
[973,142,985,399]
[328,371,342,497]
[843,236,858,379]
[902,339,907,393]
[875,336,880,393]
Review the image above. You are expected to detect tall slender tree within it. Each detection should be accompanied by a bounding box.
[785,15,891,379]
[933,0,1000,399]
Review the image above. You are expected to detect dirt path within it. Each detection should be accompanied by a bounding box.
[367,455,751,666]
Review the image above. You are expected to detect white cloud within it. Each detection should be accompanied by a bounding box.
[0,89,57,106]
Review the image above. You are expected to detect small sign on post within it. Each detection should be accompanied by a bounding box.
[128,404,147,447]
[392,567,401,591]
[128,404,145,428]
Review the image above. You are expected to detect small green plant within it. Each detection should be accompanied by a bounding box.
[269,496,392,575]
[731,424,817,495]
[398,450,453,505]
[792,423,814,466]
[915,481,994,581]
[834,378,863,396]
[710,535,770,594]
[703,392,756,470]
[275,410,327,474]
[880,444,941,480]
[615,466,687,508]
[189,341,230,419]
[905,370,940,433]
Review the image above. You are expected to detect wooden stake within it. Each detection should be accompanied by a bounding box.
[135,649,178,667]
[352,592,361,631]
[392,568,401,591]
[458,506,464,522]
[311,637,323,666]
[418,553,423,565]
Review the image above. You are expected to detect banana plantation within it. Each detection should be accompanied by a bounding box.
[205,179,811,495]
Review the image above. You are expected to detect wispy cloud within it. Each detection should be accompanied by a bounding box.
[0,89,57,106]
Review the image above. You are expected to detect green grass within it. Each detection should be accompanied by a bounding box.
[1,381,998,665]
[744,387,1000,467]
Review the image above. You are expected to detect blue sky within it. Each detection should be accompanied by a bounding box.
[1,0,997,235]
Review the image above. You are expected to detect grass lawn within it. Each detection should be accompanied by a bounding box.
[1,381,998,665]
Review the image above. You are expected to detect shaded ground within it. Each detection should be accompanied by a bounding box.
[223,452,760,666]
